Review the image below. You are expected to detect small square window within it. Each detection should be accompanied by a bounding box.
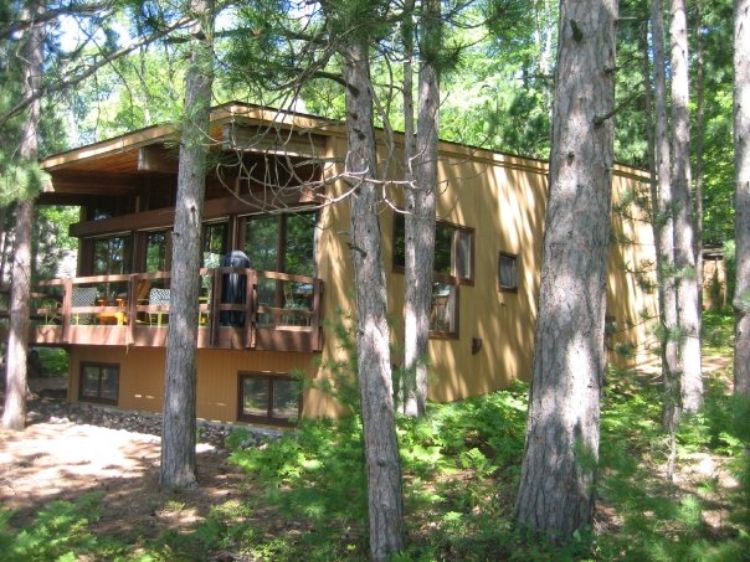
[498,252,519,292]
[79,362,119,404]
[238,372,301,425]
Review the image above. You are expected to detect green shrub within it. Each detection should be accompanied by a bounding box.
[0,493,110,562]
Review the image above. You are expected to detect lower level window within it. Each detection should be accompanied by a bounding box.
[238,372,301,425]
[79,362,119,404]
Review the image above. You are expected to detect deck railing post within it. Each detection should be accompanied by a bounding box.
[245,269,256,349]
[61,278,72,343]
[210,268,221,347]
[127,274,137,345]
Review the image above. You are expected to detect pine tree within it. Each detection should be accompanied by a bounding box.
[403,0,440,417]
[670,0,703,413]
[159,0,214,490]
[734,0,750,396]
[515,0,617,538]
[2,1,43,431]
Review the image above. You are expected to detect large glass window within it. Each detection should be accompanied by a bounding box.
[238,372,301,425]
[144,230,169,272]
[245,216,280,272]
[202,222,228,268]
[285,213,315,276]
[92,235,131,275]
[244,212,317,327]
[243,212,316,276]
[79,362,119,404]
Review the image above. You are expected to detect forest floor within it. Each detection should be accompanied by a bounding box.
[0,322,748,561]
[0,390,259,561]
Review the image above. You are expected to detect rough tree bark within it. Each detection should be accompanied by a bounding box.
[2,3,43,431]
[342,38,405,562]
[693,3,705,311]
[403,0,440,417]
[670,0,703,413]
[650,0,683,441]
[515,0,617,539]
[159,0,214,490]
[734,0,750,396]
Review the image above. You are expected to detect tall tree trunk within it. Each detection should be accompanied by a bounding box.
[693,3,706,311]
[403,0,440,417]
[670,0,703,413]
[342,39,405,562]
[2,3,42,431]
[651,0,683,445]
[734,0,750,396]
[515,0,617,539]
[159,0,214,490]
[0,207,7,285]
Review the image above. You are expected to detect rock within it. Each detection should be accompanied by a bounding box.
[22,394,284,449]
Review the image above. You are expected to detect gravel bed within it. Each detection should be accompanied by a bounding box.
[25,391,282,450]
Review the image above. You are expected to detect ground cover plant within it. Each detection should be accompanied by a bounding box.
[1,334,748,561]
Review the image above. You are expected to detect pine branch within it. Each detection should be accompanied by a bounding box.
[0,14,193,127]
[0,1,113,40]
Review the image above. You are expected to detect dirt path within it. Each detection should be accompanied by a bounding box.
[0,398,247,545]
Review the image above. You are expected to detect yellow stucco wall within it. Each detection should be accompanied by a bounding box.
[67,133,658,421]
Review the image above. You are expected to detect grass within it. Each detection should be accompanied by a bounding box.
[2,324,749,560]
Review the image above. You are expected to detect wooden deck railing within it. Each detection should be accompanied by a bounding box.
[3,268,324,353]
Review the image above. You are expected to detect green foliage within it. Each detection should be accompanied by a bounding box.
[597,366,750,561]
[154,500,255,561]
[0,158,49,205]
[724,239,737,306]
[35,347,69,377]
[0,493,109,562]
[311,308,361,416]
[5,365,750,561]
[229,417,370,560]
[703,309,735,353]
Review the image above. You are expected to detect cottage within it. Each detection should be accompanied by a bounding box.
[26,102,658,424]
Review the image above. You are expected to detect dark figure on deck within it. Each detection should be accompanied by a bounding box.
[220,250,250,326]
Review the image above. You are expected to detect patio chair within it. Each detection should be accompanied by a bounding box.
[71,287,97,325]
[148,288,170,326]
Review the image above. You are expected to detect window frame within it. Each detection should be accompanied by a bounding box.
[136,228,172,273]
[79,361,119,405]
[392,215,472,339]
[201,220,229,268]
[498,252,520,293]
[428,283,460,340]
[392,215,475,286]
[237,371,302,426]
[85,232,132,276]
[238,211,318,277]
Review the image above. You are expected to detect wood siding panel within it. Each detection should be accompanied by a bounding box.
[61,115,658,421]
[69,346,328,421]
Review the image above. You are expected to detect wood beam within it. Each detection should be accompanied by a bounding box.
[69,192,317,237]
[138,144,179,174]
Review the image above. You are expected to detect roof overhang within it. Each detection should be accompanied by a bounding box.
[38,102,338,205]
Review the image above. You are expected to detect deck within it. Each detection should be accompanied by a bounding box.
[4,268,323,353]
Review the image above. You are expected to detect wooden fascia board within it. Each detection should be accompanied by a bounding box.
[221,123,327,159]
[46,171,141,195]
[42,124,177,171]
[70,192,317,238]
